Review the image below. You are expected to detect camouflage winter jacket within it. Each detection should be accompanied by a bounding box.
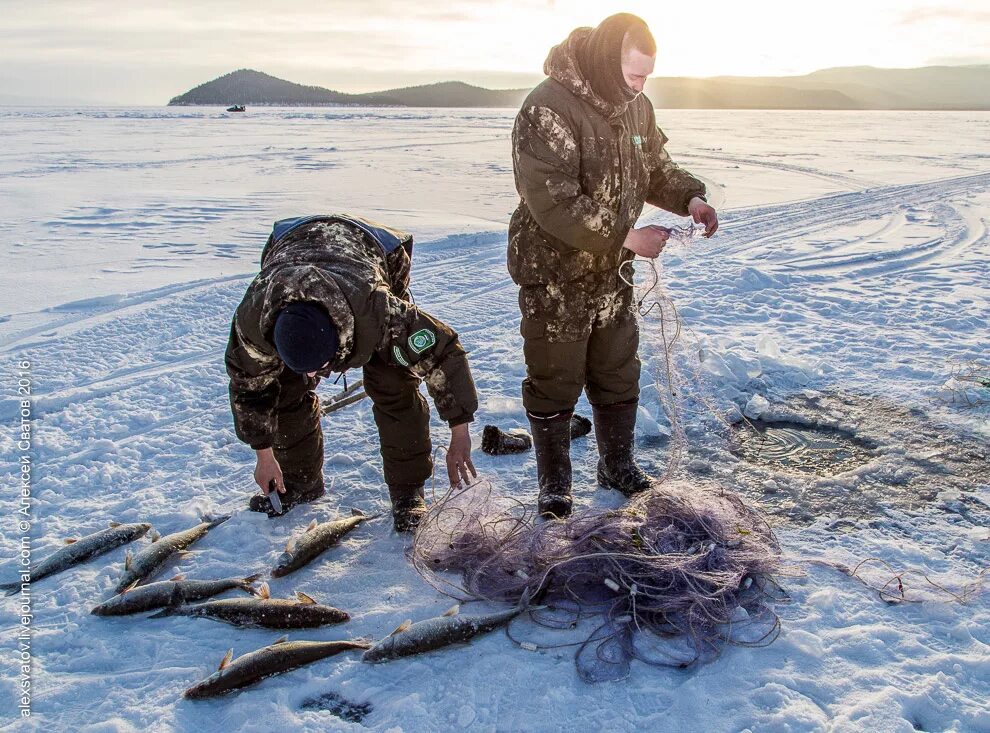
[508,27,707,286]
[225,215,478,450]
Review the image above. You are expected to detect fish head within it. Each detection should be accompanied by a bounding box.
[271,553,293,577]
[322,608,350,624]
[362,637,393,663]
[182,679,216,700]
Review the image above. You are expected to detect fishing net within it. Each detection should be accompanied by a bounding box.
[412,478,785,681]
[411,229,788,681]
[618,224,752,478]
[412,229,795,680]
[415,221,987,681]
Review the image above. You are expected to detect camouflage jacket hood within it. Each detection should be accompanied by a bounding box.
[508,40,708,288]
[225,217,478,449]
[543,27,630,121]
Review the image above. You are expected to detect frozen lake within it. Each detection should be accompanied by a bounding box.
[1,106,988,315]
[0,107,988,732]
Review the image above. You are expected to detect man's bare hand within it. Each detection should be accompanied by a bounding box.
[446,423,477,486]
[254,448,285,494]
[622,225,670,259]
[688,197,719,237]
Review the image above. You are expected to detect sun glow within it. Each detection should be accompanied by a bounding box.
[0,0,986,103]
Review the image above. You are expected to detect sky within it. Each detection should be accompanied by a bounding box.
[0,0,988,104]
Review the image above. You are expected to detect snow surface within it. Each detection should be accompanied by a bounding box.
[0,107,988,732]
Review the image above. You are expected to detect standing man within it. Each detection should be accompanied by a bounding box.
[509,13,718,519]
[225,214,478,531]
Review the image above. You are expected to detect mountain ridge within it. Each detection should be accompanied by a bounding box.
[167,66,990,110]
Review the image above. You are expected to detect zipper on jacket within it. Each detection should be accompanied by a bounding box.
[612,116,626,236]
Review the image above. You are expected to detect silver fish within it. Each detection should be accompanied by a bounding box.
[148,585,349,628]
[183,637,370,699]
[90,573,259,616]
[362,591,531,663]
[271,509,373,578]
[113,515,230,593]
[1,522,151,597]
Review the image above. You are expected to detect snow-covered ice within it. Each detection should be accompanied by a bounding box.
[0,107,988,731]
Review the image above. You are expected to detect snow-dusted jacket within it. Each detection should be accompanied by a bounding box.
[508,27,707,286]
[225,216,478,450]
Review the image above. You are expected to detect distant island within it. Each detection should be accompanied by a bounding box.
[168,66,990,111]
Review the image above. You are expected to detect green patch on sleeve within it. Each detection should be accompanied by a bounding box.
[408,328,436,354]
[392,345,411,367]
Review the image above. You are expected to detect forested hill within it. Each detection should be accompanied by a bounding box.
[167,70,528,108]
[168,65,990,110]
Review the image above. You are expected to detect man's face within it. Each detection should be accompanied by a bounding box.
[305,360,330,378]
[621,47,655,94]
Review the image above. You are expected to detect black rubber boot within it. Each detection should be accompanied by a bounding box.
[481,425,533,455]
[248,479,326,518]
[527,410,573,520]
[593,400,655,496]
[389,483,427,533]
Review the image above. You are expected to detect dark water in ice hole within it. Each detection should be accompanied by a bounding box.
[299,691,373,722]
[651,394,989,524]
[732,420,875,476]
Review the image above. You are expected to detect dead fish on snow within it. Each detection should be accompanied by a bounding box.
[1,521,151,597]
[113,515,230,594]
[149,581,349,628]
[183,636,370,699]
[91,573,260,616]
[271,509,375,578]
[362,590,532,663]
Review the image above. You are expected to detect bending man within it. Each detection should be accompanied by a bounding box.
[225,214,478,531]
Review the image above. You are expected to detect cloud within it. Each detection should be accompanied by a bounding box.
[898,6,990,25]
[0,1,560,72]
[2,1,988,103]
[0,0,568,102]
[925,54,990,66]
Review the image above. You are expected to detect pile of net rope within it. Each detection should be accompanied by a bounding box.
[412,479,785,680]
[408,239,789,680]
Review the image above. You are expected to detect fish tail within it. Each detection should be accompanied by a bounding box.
[2,582,23,597]
[239,573,263,593]
[351,507,383,521]
[204,514,232,529]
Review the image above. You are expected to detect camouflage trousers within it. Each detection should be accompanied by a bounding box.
[271,368,325,493]
[518,277,640,414]
[362,351,432,488]
[274,353,432,492]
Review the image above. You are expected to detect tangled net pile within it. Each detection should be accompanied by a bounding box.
[409,223,985,681]
[409,231,792,681]
[412,478,786,681]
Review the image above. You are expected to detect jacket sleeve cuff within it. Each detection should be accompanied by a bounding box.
[685,192,707,210]
[248,438,274,451]
[447,414,475,428]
